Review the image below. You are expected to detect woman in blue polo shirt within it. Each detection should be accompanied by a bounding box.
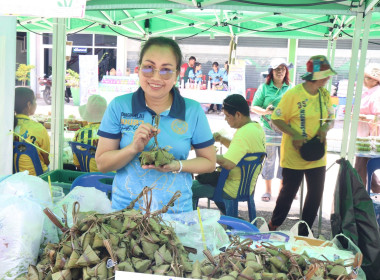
[96,37,216,213]
[207,62,224,114]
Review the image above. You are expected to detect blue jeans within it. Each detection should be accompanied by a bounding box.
[262,127,282,180]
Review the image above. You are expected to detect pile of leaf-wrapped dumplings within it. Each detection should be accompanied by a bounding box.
[24,187,193,280]
[23,184,362,280]
[192,237,362,280]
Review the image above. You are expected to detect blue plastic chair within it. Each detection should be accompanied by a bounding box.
[194,152,266,222]
[13,141,44,176]
[70,172,115,199]
[367,157,380,194]
[69,141,97,172]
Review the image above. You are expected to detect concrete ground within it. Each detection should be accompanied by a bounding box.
[35,95,344,238]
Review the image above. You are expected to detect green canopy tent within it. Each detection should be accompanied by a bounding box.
[15,1,380,39]
[1,0,380,173]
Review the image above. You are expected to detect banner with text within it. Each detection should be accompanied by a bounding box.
[79,55,98,105]
[1,0,86,18]
[228,59,246,97]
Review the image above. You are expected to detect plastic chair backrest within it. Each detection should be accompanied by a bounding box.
[367,157,380,194]
[212,152,267,202]
[69,141,97,172]
[70,172,115,199]
[13,141,44,176]
[245,88,257,106]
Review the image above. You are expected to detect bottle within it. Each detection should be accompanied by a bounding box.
[207,80,211,90]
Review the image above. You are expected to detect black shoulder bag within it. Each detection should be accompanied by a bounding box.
[299,90,325,161]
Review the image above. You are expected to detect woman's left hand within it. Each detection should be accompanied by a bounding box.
[141,160,181,173]
[317,125,329,143]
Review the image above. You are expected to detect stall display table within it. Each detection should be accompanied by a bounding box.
[98,75,139,104]
[179,88,229,104]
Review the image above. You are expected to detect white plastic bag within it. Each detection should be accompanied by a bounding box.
[0,171,59,245]
[162,209,230,261]
[0,171,52,204]
[53,186,112,227]
[0,195,44,280]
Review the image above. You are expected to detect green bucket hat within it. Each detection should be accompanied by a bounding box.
[301,55,337,81]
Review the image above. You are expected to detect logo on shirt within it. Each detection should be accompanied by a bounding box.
[121,113,145,133]
[171,119,188,135]
[275,109,281,116]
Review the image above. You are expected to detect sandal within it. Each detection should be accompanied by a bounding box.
[261,192,271,202]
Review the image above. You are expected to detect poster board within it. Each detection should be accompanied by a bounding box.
[228,59,246,97]
[79,55,98,105]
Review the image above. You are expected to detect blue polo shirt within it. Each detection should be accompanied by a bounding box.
[189,69,203,83]
[208,69,223,83]
[98,87,214,213]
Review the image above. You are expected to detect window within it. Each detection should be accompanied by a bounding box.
[95,35,117,47]
[67,34,93,46]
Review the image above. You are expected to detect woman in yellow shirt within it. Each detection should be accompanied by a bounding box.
[269,55,336,236]
[14,87,50,175]
[72,95,107,172]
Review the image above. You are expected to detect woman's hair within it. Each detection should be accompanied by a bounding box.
[224,61,229,74]
[266,66,290,85]
[138,37,183,72]
[14,87,35,128]
[212,62,219,67]
[223,94,250,117]
[195,62,201,67]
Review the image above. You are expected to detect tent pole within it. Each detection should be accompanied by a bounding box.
[28,32,38,93]
[347,11,372,163]
[50,18,66,170]
[288,39,297,83]
[329,39,337,93]
[326,37,332,62]
[327,38,337,93]
[326,38,332,92]
[340,10,364,159]
[0,16,16,176]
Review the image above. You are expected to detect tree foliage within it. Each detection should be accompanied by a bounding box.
[15,64,35,86]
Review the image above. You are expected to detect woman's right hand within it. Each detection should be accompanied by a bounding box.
[130,123,159,153]
[264,104,275,115]
[213,132,222,142]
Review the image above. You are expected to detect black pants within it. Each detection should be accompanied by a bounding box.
[208,104,222,111]
[271,166,326,236]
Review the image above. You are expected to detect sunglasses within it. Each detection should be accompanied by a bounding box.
[140,65,177,80]
[273,67,286,72]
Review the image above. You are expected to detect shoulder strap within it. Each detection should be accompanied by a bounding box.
[318,89,322,127]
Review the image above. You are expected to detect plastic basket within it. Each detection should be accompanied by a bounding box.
[39,170,86,195]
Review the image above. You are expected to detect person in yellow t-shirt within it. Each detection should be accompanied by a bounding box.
[192,94,266,213]
[73,95,107,172]
[269,55,336,236]
[14,87,50,175]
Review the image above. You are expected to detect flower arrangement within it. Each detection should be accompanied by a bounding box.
[65,69,79,88]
